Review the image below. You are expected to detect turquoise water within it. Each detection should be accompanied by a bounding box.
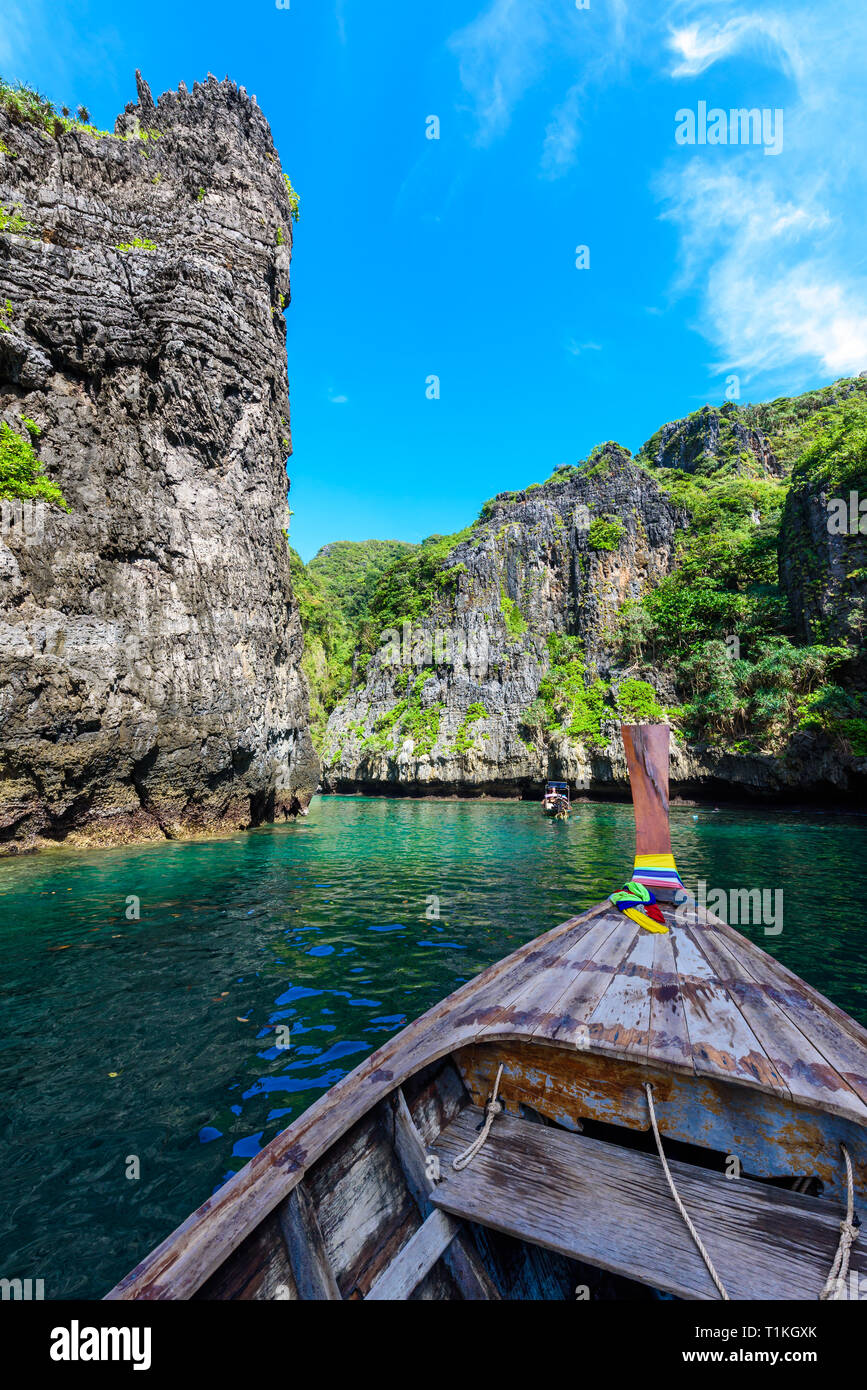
[0,794,865,1299]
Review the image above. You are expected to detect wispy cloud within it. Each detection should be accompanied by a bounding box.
[667,15,802,80]
[660,1,867,380]
[448,0,553,144]
[335,0,348,47]
[9,0,857,401]
[541,81,586,177]
[660,164,867,376]
[449,0,867,382]
[449,0,630,169]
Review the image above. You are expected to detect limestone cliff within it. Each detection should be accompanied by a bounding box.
[322,446,688,795]
[319,378,867,803]
[637,401,783,478]
[779,377,867,664]
[0,73,318,852]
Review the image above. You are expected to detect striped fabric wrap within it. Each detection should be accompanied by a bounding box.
[631,852,685,893]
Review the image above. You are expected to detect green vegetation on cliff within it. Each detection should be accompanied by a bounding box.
[0,203,28,234]
[783,389,867,495]
[587,515,625,551]
[618,379,867,754]
[0,419,68,509]
[453,701,489,753]
[637,403,770,478]
[520,640,668,751]
[289,538,418,748]
[363,530,473,636]
[619,471,787,659]
[742,375,867,475]
[326,667,443,763]
[299,376,867,770]
[521,636,609,748]
[0,75,160,143]
[309,538,416,621]
[500,588,529,637]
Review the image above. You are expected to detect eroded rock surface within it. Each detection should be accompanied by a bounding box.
[637,402,782,478]
[0,73,318,852]
[323,446,688,796]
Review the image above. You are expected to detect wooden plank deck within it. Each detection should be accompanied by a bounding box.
[107,896,867,1300]
[690,909,867,1113]
[667,923,790,1096]
[430,1106,867,1301]
[473,912,628,1039]
[694,922,867,1122]
[389,1089,500,1299]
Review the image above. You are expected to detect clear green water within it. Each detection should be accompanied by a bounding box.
[1,794,865,1298]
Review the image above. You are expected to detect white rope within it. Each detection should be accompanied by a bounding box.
[448,1071,856,1301]
[819,1144,858,1301]
[645,1083,730,1300]
[452,1064,504,1171]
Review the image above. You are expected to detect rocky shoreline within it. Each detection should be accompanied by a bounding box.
[323,730,867,807]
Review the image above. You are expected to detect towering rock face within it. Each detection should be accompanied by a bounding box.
[781,482,867,653]
[0,74,318,852]
[323,446,687,795]
[637,403,782,478]
[779,377,867,663]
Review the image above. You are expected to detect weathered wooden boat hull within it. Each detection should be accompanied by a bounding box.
[106,894,867,1302]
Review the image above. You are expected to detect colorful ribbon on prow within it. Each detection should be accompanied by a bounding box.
[608,879,668,934]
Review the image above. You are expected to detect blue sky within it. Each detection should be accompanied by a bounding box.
[3,1,866,559]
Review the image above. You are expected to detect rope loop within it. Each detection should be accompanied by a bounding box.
[820,1144,858,1301]
[452,1064,504,1171]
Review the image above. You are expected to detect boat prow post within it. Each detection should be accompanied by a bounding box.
[620,722,690,908]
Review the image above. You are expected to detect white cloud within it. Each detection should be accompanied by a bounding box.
[658,2,867,381]
[566,339,602,355]
[328,392,348,405]
[667,15,801,80]
[448,0,553,144]
[715,274,867,378]
[449,1,867,381]
[541,81,585,176]
[659,160,867,378]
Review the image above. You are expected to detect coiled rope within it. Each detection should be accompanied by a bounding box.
[645,1083,730,1300]
[819,1144,858,1301]
[452,1064,504,1170]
